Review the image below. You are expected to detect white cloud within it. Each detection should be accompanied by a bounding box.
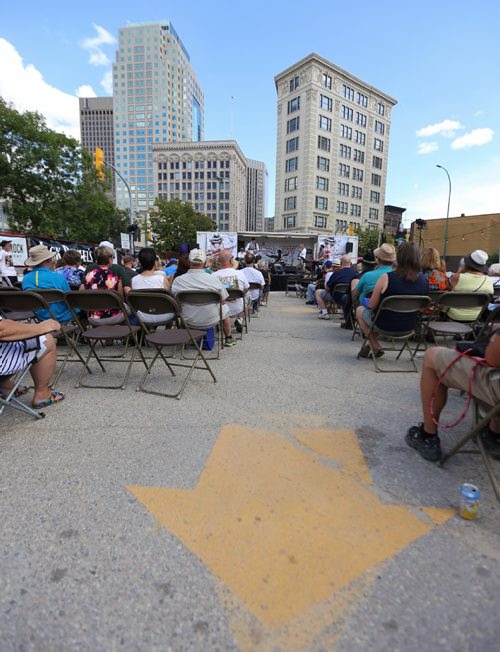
[451,128,494,150]
[417,141,438,155]
[416,119,464,138]
[0,38,80,139]
[76,84,97,98]
[100,70,113,95]
[80,24,116,67]
[473,110,484,117]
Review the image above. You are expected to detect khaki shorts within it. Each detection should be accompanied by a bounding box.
[435,348,500,406]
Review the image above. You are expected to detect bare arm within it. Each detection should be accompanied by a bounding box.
[163,275,171,291]
[485,331,500,367]
[368,274,389,310]
[449,272,461,290]
[0,318,61,341]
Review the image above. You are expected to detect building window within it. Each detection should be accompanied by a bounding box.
[319,115,332,131]
[317,156,330,171]
[315,196,328,210]
[314,215,327,228]
[337,182,349,196]
[355,130,366,145]
[356,112,367,127]
[322,73,332,89]
[356,92,368,107]
[369,208,379,220]
[374,138,384,152]
[371,173,381,186]
[286,137,299,153]
[353,149,365,163]
[352,167,364,181]
[350,204,361,217]
[287,116,300,133]
[289,75,299,92]
[316,176,329,191]
[284,196,297,210]
[285,157,298,172]
[351,186,362,199]
[285,176,298,191]
[340,124,352,139]
[370,190,380,203]
[372,155,383,169]
[287,97,300,113]
[339,163,350,177]
[284,215,296,228]
[341,105,353,121]
[339,144,351,158]
[318,135,331,151]
[342,84,354,101]
[320,94,333,111]
[375,120,385,135]
[336,201,348,214]
[336,219,348,230]
[377,102,385,116]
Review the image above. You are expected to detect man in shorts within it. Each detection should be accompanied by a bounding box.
[406,333,500,461]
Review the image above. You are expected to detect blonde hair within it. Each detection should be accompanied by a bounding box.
[421,247,441,272]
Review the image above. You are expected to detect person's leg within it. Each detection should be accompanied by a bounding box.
[223,317,231,338]
[306,283,316,303]
[420,347,447,435]
[355,307,382,352]
[30,334,62,404]
[315,289,326,310]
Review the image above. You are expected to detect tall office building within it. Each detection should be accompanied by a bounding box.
[153,140,247,232]
[79,97,115,190]
[274,53,397,234]
[246,160,267,232]
[112,21,204,212]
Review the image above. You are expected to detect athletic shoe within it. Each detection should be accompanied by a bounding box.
[234,318,243,333]
[305,301,314,305]
[318,312,330,320]
[405,424,442,461]
[224,336,237,347]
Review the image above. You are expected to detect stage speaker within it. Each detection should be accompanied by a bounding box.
[345,242,353,253]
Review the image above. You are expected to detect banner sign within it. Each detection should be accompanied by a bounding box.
[28,237,97,265]
[196,232,238,258]
[317,235,358,263]
[6,236,29,267]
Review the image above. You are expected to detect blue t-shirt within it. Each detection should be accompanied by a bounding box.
[327,267,357,292]
[163,264,177,277]
[22,267,72,323]
[355,266,393,302]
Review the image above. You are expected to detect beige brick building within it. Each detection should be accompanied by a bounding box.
[274,53,397,234]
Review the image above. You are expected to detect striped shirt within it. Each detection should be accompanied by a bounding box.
[0,317,41,376]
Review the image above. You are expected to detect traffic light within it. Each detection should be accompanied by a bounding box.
[94,147,105,180]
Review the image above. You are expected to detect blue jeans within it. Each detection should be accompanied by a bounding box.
[306,283,316,302]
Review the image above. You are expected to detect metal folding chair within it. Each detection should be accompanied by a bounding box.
[226,288,248,339]
[65,290,147,389]
[175,290,225,359]
[426,292,491,347]
[127,292,216,399]
[358,295,431,372]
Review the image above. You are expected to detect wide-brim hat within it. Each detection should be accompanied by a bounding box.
[464,249,488,273]
[25,244,57,267]
[374,243,396,262]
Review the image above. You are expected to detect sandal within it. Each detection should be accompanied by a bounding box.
[357,346,372,359]
[33,391,65,410]
[0,385,30,398]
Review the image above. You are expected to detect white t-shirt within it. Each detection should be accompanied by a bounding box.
[171,269,229,327]
[0,249,16,278]
[299,247,307,261]
[245,241,259,252]
[130,274,174,324]
[214,268,249,316]
[242,266,265,299]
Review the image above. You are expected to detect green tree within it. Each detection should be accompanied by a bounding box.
[149,198,213,252]
[355,226,380,253]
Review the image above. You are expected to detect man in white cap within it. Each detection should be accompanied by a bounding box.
[22,244,73,323]
[171,249,237,346]
[0,239,18,286]
[448,249,493,321]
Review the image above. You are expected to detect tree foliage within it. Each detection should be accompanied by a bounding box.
[149,198,214,252]
[0,97,125,242]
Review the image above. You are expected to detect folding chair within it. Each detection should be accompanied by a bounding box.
[357,295,431,372]
[285,275,301,297]
[226,288,248,340]
[65,290,147,389]
[127,292,216,399]
[439,370,500,503]
[425,292,490,347]
[175,290,225,359]
[328,282,349,318]
[0,286,37,323]
[249,282,263,315]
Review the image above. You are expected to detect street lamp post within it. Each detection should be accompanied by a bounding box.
[215,176,224,231]
[436,165,451,260]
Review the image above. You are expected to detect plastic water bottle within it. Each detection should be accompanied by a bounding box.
[459,483,480,520]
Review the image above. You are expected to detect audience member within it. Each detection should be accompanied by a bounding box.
[86,241,131,290]
[326,254,357,321]
[447,250,494,321]
[131,247,174,325]
[356,242,428,358]
[340,251,376,329]
[121,255,138,285]
[174,252,190,279]
[241,252,265,313]
[81,246,127,325]
[305,261,332,305]
[163,257,178,278]
[56,250,85,288]
[315,256,354,320]
[420,247,449,291]
[22,245,73,323]
[171,249,237,347]
[256,259,271,303]
[0,240,18,286]
[406,329,500,461]
[0,314,64,408]
[352,243,396,304]
[214,250,249,332]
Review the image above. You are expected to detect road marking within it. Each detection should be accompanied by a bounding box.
[129,424,454,631]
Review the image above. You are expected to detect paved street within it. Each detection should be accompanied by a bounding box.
[1,292,500,651]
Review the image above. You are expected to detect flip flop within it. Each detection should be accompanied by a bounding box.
[0,385,30,398]
[33,391,65,410]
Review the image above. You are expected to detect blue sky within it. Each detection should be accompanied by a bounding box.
[1,0,499,227]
